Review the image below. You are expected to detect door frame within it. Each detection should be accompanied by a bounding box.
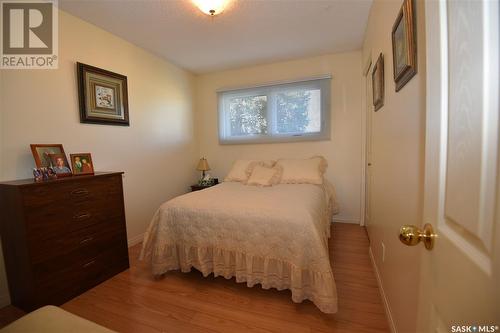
[360,52,373,227]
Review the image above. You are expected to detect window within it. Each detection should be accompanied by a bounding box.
[218,77,331,144]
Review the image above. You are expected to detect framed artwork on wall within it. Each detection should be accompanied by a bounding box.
[372,53,384,112]
[391,0,417,92]
[77,62,130,126]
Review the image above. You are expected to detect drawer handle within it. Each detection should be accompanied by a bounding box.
[80,237,94,244]
[71,188,89,196]
[82,259,96,268]
[73,212,91,220]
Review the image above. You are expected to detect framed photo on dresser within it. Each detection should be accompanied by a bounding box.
[48,153,72,176]
[30,144,68,168]
[70,153,95,176]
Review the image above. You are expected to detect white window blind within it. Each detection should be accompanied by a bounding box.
[218,77,331,144]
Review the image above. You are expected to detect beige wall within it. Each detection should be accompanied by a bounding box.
[195,52,364,223]
[0,10,199,306]
[362,0,426,332]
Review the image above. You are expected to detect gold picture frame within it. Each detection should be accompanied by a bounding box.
[391,0,417,92]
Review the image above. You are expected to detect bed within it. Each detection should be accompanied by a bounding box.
[140,178,339,313]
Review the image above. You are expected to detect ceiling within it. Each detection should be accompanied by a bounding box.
[59,0,373,74]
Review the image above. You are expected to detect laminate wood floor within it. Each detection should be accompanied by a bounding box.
[0,223,389,332]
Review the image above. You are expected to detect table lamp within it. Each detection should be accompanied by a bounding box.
[196,157,210,179]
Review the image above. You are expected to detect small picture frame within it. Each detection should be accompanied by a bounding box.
[391,0,417,92]
[30,144,67,168]
[48,153,72,177]
[70,153,95,176]
[77,62,129,126]
[372,53,385,111]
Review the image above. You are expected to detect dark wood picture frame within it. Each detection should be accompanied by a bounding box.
[391,0,417,92]
[70,153,95,176]
[372,53,384,112]
[77,62,130,126]
[30,144,68,168]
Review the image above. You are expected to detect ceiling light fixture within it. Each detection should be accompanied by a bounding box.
[192,0,227,16]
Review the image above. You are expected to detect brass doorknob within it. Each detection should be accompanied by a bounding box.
[399,224,437,250]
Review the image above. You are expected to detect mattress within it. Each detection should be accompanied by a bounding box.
[140,181,338,313]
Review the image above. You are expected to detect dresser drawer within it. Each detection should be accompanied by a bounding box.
[33,237,128,289]
[33,244,129,307]
[29,216,126,264]
[24,193,124,239]
[21,174,122,209]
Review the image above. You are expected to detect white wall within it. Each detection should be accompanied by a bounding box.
[362,0,426,332]
[195,52,364,223]
[0,10,199,306]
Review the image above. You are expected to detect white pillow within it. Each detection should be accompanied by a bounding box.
[224,159,275,183]
[276,156,327,185]
[247,165,283,187]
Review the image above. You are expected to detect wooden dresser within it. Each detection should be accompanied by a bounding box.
[0,172,129,312]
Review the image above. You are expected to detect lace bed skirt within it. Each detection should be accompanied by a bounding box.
[142,243,338,314]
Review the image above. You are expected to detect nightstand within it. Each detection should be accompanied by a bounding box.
[190,180,218,192]
[191,184,213,192]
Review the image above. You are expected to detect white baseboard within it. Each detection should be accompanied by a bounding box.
[332,217,360,225]
[127,233,144,247]
[369,247,397,333]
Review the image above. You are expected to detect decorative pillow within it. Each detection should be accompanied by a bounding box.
[224,159,275,183]
[247,165,283,187]
[276,156,327,185]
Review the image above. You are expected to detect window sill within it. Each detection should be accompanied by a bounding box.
[219,134,331,145]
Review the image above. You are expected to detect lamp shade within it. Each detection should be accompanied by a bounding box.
[192,0,227,16]
[196,158,210,171]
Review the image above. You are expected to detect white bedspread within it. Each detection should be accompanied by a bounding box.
[140,182,338,313]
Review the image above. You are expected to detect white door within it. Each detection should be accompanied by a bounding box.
[413,0,500,331]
